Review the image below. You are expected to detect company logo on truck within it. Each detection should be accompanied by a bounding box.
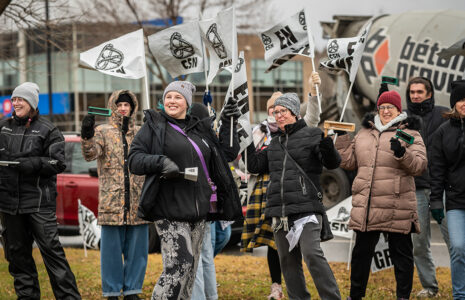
[361,27,464,93]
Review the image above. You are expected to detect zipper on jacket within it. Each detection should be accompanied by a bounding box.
[364,131,381,231]
[280,134,288,218]
[122,130,130,224]
[299,176,307,195]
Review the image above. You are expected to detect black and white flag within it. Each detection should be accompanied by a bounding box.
[78,200,101,250]
[80,29,146,79]
[199,7,237,84]
[319,21,372,82]
[148,21,205,78]
[259,9,313,73]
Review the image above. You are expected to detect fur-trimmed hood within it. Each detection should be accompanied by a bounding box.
[362,112,422,131]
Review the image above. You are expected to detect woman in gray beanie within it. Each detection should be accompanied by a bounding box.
[128,81,243,300]
[0,82,81,299]
[246,92,342,300]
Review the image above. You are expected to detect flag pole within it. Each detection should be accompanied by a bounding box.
[303,7,321,113]
[230,6,237,147]
[199,14,212,115]
[311,58,322,113]
[333,80,354,144]
[141,30,150,109]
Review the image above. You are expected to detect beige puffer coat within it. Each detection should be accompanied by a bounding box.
[335,113,427,234]
[81,90,148,226]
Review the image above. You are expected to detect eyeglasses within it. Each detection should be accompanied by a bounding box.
[378,105,396,111]
[273,108,290,117]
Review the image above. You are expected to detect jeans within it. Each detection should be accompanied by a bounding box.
[211,221,231,257]
[191,224,218,300]
[412,189,450,292]
[100,224,148,297]
[447,209,465,300]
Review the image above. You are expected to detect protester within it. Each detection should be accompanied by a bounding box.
[246,91,341,300]
[128,81,241,300]
[430,79,465,300]
[0,82,81,299]
[80,90,147,300]
[403,77,450,298]
[336,90,427,300]
[241,72,323,300]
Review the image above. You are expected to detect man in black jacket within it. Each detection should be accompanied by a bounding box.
[405,77,450,298]
[0,82,81,299]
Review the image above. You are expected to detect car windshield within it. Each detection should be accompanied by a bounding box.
[64,141,96,174]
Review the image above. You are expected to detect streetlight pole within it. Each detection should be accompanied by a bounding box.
[45,0,53,122]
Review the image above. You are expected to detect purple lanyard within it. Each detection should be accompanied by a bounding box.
[168,122,214,189]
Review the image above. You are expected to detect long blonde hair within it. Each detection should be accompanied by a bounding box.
[442,106,463,119]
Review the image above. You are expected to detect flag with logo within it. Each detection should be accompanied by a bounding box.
[370,234,393,273]
[325,196,353,239]
[148,21,205,78]
[219,51,253,153]
[80,29,146,79]
[78,200,101,250]
[199,7,237,85]
[319,21,372,82]
[259,9,312,73]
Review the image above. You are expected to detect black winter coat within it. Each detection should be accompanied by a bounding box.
[430,117,465,211]
[405,79,448,189]
[128,110,241,222]
[247,119,341,218]
[0,114,66,214]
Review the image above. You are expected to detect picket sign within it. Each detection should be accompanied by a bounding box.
[77,199,101,257]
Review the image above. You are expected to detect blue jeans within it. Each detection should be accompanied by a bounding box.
[412,189,450,292]
[211,221,231,257]
[100,224,148,297]
[447,209,465,300]
[191,224,218,300]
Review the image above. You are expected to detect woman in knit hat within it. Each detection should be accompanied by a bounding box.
[335,89,427,300]
[246,83,342,299]
[128,81,242,300]
[429,79,465,299]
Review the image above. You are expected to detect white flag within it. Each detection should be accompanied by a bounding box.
[80,29,146,79]
[319,21,372,82]
[220,52,253,153]
[370,235,393,273]
[259,9,311,72]
[148,21,205,79]
[78,200,101,250]
[326,196,353,239]
[199,7,237,85]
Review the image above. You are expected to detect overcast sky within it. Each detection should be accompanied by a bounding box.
[266,0,465,51]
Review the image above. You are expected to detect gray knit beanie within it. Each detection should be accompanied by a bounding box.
[12,82,40,110]
[274,93,300,117]
[163,81,196,107]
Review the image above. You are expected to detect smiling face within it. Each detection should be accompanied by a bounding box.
[378,104,400,125]
[409,83,431,103]
[117,102,131,116]
[455,99,465,117]
[12,97,32,118]
[164,91,188,119]
[273,105,296,130]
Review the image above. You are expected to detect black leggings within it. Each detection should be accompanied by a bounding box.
[267,246,282,284]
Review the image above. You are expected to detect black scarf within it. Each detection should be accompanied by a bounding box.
[407,97,434,116]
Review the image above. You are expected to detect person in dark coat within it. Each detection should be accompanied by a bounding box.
[128,81,241,300]
[246,93,341,300]
[0,82,81,299]
[430,79,465,300]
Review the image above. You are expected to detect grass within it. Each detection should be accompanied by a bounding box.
[0,248,453,299]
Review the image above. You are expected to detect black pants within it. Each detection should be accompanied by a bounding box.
[350,230,413,299]
[267,246,282,284]
[1,211,81,300]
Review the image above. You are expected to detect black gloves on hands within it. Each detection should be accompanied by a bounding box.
[319,136,335,153]
[16,157,42,174]
[377,82,389,100]
[221,98,241,124]
[390,138,406,158]
[81,114,95,139]
[161,157,180,179]
[431,209,445,225]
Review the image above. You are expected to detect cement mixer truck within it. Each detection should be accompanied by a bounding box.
[318,10,465,208]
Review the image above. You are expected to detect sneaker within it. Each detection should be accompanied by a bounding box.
[416,288,438,298]
[268,283,283,300]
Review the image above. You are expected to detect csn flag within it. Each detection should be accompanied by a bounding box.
[199,7,237,85]
[325,196,353,239]
[78,200,101,250]
[319,21,372,82]
[220,51,253,153]
[80,29,146,79]
[259,9,312,73]
[148,21,205,78]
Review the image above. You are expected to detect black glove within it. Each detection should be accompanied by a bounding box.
[334,130,347,136]
[81,114,95,139]
[260,124,268,134]
[122,116,129,134]
[15,157,42,174]
[221,98,240,124]
[390,137,406,158]
[431,209,444,225]
[319,135,335,153]
[377,82,389,100]
[161,157,180,179]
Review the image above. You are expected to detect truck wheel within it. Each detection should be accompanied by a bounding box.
[148,223,160,253]
[320,168,351,209]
